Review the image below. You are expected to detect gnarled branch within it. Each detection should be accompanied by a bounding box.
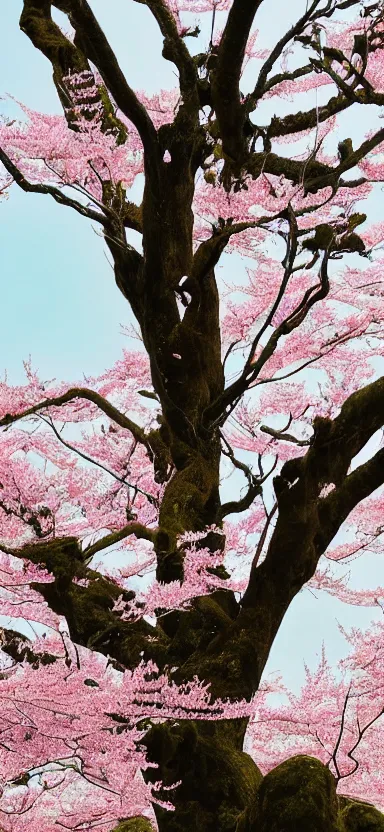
[241,374,384,617]
[5,536,167,669]
[51,0,158,157]
[249,0,321,108]
[219,432,262,521]
[0,387,149,449]
[0,147,107,224]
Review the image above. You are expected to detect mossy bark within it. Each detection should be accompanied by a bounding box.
[236,756,384,832]
[111,757,384,832]
[340,800,384,832]
[113,819,154,832]
[143,721,262,832]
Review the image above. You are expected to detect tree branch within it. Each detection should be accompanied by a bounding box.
[317,446,384,555]
[218,432,262,521]
[303,125,384,195]
[263,63,313,95]
[241,374,384,613]
[204,206,304,426]
[82,521,158,560]
[0,147,107,224]
[243,144,369,195]
[0,387,149,449]
[342,704,384,781]
[20,0,88,79]
[330,685,351,780]
[51,0,159,158]
[20,0,127,143]
[191,194,352,283]
[315,375,384,477]
[122,200,143,233]
[9,536,168,669]
[0,628,60,669]
[248,0,321,108]
[211,0,265,169]
[133,0,198,107]
[39,413,157,505]
[267,92,353,140]
[251,501,278,570]
[260,424,310,447]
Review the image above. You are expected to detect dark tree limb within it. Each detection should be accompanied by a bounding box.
[267,92,353,140]
[244,121,384,194]
[218,432,262,521]
[0,147,107,224]
[241,375,384,617]
[210,0,265,170]
[203,206,302,426]
[0,386,149,449]
[83,522,158,559]
[317,446,384,554]
[191,208,304,282]
[133,0,198,108]
[122,200,143,233]
[51,0,159,158]
[248,0,321,108]
[218,483,261,521]
[0,627,59,668]
[20,0,89,80]
[20,0,127,143]
[260,424,310,447]
[3,536,169,670]
[342,703,384,781]
[262,63,314,95]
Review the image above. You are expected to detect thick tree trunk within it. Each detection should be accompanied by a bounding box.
[143,719,262,832]
[138,443,262,832]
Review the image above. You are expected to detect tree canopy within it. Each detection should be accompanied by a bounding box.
[0,1,384,830]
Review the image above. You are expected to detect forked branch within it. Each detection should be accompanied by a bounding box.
[211,0,265,168]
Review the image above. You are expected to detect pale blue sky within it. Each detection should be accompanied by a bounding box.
[0,0,382,694]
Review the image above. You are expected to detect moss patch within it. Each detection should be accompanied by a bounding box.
[341,800,384,831]
[143,720,262,832]
[113,819,154,832]
[251,755,340,832]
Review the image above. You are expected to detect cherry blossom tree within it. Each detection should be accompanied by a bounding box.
[1,0,384,829]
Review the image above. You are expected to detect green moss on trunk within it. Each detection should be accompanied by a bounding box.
[143,720,262,832]
[341,800,384,831]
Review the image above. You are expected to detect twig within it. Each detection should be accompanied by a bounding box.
[39,414,158,506]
